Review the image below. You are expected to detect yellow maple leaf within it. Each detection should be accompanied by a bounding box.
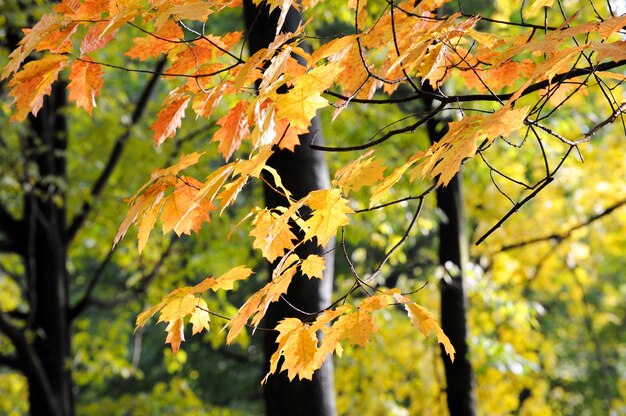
[249,208,298,262]
[300,254,326,279]
[405,302,455,362]
[528,0,555,15]
[359,293,391,312]
[137,193,165,253]
[158,292,198,323]
[227,255,299,344]
[189,298,210,335]
[333,150,386,195]
[265,318,319,382]
[369,154,421,208]
[304,189,354,247]
[417,106,527,186]
[192,266,253,293]
[275,86,328,130]
[226,291,263,345]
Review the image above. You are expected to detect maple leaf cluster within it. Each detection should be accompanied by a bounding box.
[3,0,625,382]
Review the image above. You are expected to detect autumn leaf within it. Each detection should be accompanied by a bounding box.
[192,266,253,293]
[313,308,378,367]
[80,21,120,55]
[274,86,328,130]
[114,153,205,250]
[1,14,63,79]
[333,150,386,195]
[125,20,183,61]
[189,298,211,335]
[7,54,68,122]
[160,176,215,236]
[417,106,528,186]
[227,255,299,343]
[165,319,185,355]
[158,293,198,323]
[151,92,191,146]
[249,208,298,263]
[300,254,326,279]
[265,318,318,382]
[404,302,455,362]
[274,64,342,129]
[137,193,165,253]
[528,0,555,15]
[68,58,104,114]
[359,293,392,312]
[304,189,354,247]
[212,101,251,160]
[369,154,421,208]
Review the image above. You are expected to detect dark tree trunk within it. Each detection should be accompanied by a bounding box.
[23,84,74,416]
[426,104,477,416]
[243,2,337,415]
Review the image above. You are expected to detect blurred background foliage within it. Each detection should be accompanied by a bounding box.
[0,0,625,415]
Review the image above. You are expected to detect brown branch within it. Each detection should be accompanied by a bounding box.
[324,60,626,106]
[498,197,626,252]
[309,102,445,152]
[69,247,116,320]
[475,177,554,246]
[84,236,177,310]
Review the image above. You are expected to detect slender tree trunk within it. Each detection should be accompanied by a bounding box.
[426,102,477,416]
[243,3,337,415]
[23,84,74,416]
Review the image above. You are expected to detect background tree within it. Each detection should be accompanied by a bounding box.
[0,4,263,415]
[243,1,337,415]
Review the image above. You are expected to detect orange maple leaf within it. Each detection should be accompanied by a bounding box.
[8,54,68,122]
[161,176,215,236]
[1,14,64,79]
[126,19,183,61]
[165,319,185,355]
[151,92,191,146]
[212,101,251,160]
[68,58,104,114]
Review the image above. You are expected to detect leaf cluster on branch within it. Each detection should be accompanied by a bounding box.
[2,0,625,382]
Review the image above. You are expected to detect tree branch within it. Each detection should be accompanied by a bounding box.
[324,60,626,106]
[65,58,167,244]
[69,247,116,320]
[0,311,62,416]
[497,197,626,252]
[71,236,176,316]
